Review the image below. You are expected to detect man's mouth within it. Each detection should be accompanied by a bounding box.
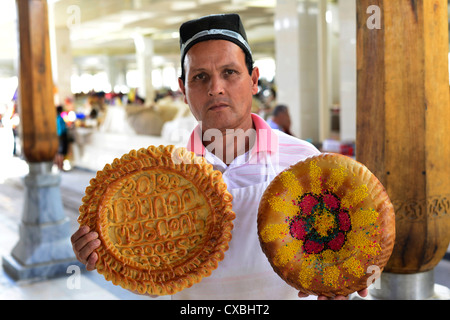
[205,98,232,112]
[208,103,229,111]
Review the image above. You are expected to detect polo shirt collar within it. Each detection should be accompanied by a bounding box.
[186,113,279,156]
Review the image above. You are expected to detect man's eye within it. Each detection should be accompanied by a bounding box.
[224,69,237,75]
[193,73,206,81]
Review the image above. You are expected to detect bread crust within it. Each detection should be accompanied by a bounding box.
[257,153,395,298]
[78,145,235,295]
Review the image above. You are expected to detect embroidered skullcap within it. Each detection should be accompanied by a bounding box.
[179,13,252,67]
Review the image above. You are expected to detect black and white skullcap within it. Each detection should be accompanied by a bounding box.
[179,13,252,66]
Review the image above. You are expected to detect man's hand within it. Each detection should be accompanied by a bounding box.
[71,226,101,271]
[298,288,369,300]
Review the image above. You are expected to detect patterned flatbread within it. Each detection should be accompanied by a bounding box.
[257,153,395,298]
[78,145,235,295]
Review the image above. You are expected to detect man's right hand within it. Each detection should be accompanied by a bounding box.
[71,225,101,271]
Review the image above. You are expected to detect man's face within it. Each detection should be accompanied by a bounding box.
[178,40,259,133]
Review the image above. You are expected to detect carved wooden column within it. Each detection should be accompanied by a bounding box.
[16,0,58,161]
[2,0,80,281]
[356,0,450,299]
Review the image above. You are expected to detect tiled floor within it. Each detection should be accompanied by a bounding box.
[0,156,448,300]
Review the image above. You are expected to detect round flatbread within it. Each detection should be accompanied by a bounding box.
[257,153,395,298]
[78,145,235,295]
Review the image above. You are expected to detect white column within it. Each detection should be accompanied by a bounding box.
[114,58,128,92]
[317,0,329,142]
[275,0,319,143]
[106,55,119,92]
[52,27,74,105]
[338,0,357,142]
[134,34,154,105]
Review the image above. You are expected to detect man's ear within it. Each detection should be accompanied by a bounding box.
[251,67,260,95]
[178,77,188,104]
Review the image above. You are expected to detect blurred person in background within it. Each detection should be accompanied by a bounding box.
[55,105,68,170]
[267,104,293,136]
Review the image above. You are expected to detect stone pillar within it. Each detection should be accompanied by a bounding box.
[356,0,450,299]
[134,34,155,105]
[275,0,319,142]
[2,163,78,280]
[2,0,81,281]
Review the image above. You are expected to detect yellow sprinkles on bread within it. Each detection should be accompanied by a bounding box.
[258,153,395,297]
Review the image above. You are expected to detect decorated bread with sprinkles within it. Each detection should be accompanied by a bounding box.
[257,153,395,298]
[78,145,235,295]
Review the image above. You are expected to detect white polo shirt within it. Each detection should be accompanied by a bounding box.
[187,113,320,185]
[178,113,320,299]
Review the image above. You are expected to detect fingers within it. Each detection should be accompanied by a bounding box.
[72,227,99,257]
[298,292,346,300]
[358,288,369,298]
[299,291,347,300]
[300,288,369,300]
[318,295,348,300]
[317,288,369,300]
[70,225,90,244]
[86,251,98,271]
[71,226,101,270]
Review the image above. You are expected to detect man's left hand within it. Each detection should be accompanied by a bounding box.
[298,288,369,300]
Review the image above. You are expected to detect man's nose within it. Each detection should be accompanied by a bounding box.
[208,75,225,96]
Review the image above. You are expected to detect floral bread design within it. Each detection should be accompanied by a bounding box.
[78,145,235,295]
[257,153,395,298]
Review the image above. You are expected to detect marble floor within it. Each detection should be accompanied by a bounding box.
[0,157,167,300]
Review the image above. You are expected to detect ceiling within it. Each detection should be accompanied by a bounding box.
[53,0,277,59]
[0,0,285,75]
[1,0,449,71]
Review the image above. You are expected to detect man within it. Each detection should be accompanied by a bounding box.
[266,104,293,135]
[55,105,68,170]
[71,14,368,300]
